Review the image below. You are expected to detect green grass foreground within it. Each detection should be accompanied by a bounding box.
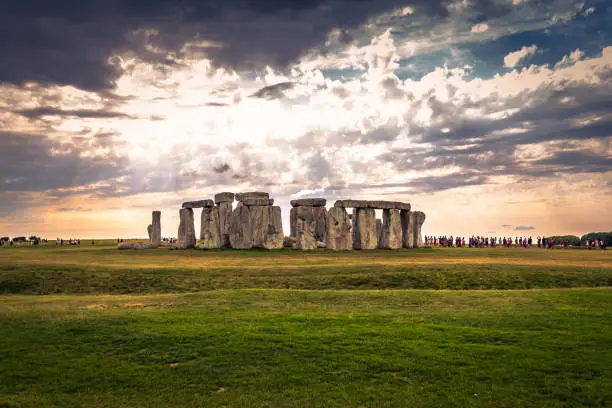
[0,245,610,407]
[0,245,611,294]
[1,289,611,407]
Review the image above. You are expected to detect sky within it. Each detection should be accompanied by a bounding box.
[0,0,611,239]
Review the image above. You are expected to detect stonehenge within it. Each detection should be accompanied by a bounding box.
[144,193,425,251]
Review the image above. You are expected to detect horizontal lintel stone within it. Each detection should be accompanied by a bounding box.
[242,198,274,206]
[334,200,411,211]
[182,199,215,209]
[290,198,327,207]
[214,192,235,203]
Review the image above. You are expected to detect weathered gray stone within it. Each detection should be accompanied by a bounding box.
[147,224,153,240]
[263,206,284,249]
[290,198,327,207]
[334,200,411,211]
[400,210,413,248]
[229,205,253,249]
[118,242,155,250]
[242,198,274,206]
[313,206,328,243]
[413,211,426,247]
[151,211,161,247]
[352,208,378,249]
[249,205,270,248]
[376,219,382,247]
[182,199,215,209]
[290,207,297,237]
[217,202,233,248]
[317,241,326,248]
[284,236,297,248]
[235,192,269,202]
[177,208,196,248]
[380,209,402,249]
[326,206,353,250]
[200,206,221,249]
[296,206,317,250]
[214,192,235,204]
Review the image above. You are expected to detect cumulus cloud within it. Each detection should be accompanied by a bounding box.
[471,23,489,33]
[503,45,538,68]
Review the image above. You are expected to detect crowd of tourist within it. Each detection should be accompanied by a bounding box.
[424,235,607,249]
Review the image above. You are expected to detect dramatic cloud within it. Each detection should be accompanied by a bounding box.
[1,0,611,238]
[503,45,538,68]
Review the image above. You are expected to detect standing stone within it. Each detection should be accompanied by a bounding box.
[326,206,353,250]
[413,211,426,247]
[229,205,253,249]
[380,209,402,249]
[147,224,153,240]
[376,219,382,247]
[177,208,196,248]
[352,208,378,249]
[290,207,297,237]
[151,211,161,247]
[249,205,271,248]
[401,210,413,248]
[296,206,317,250]
[313,206,328,243]
[217,202,233,248]
[200,206,221,249]
[263,206,284,249]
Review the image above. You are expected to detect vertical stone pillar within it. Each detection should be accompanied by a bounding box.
[413,211,426,248]
[200,206,221,249]
[326,206,353,250]
[290,207,297,237]
[352,208,378,249]
[151,210,161,247]
[177,208,196,248]
[401,210,413,248]
[376,219,382,248]
[313,207,328,243]
[296,206,317,250]
[263,206,284,249]
[215,192,234,248]
[380,209,402,249]
[229,205,253,249]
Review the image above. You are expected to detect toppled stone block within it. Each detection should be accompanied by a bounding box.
[290,198,327,207]
[177,208,196,248]
[182,200,215,209]
[235,192,269,202]
[326,206,352,250]
[353,208,378,249]
[229,205,253,249]
[380,209,402,249]
[334,200,411,211]
[242,198,274,206]
[200,206,221,249]
[118,242,156,250]
[316,241,326,248]
[214,192,235,204]
[284,236,297,248]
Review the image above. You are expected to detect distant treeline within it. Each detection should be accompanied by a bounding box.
[546,232,611,246]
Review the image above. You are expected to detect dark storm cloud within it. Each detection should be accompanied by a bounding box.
[0,0,517,92]
[15,107,133,119]
[0,131,128,192]
[213,163,231,173]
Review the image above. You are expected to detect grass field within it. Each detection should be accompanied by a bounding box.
[0,245,610,407]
